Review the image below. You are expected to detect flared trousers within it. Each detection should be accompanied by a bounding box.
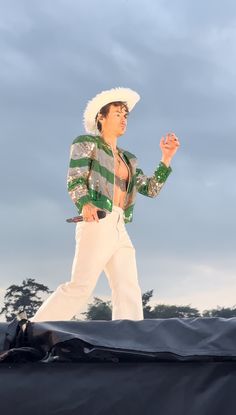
[30,205,144,322]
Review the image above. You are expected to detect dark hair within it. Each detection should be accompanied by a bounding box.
[95,101,129,133]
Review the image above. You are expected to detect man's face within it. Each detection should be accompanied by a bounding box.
[99,104,128,137]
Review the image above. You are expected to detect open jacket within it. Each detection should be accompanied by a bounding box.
[67,134,172,224]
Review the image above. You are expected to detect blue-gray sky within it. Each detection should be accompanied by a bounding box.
[1,0,236,320]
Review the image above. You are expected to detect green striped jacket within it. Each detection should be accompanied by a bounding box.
[67,134,172,224]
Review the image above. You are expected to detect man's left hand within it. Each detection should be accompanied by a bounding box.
[160,132,180,164]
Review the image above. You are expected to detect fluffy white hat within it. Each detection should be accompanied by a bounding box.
[83,87,140,134]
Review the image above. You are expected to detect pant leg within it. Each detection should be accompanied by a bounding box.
[30,213,117,322]
[104,215,144,321]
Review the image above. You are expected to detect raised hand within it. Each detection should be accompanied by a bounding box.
[160,132,180,166]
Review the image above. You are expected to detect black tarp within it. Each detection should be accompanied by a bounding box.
[1,316,236,414]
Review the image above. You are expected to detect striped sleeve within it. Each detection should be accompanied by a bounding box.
[67,135,96,213]
[135,161,172,198]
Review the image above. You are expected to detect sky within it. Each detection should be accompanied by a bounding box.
[0,0,236,320]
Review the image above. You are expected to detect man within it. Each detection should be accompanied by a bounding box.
[30,87,180,322]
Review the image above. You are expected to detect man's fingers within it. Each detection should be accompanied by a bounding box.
[83,206,100,222]
[160,137,166,148]
[160,133,180,154]
[91,209,99,222]
[85,215,99,222]
[164,137,180,147]
[87,211,99,222]
[166,133,179,141]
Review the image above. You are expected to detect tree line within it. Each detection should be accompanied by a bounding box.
[0,277,235,322]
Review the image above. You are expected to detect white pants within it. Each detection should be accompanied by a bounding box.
[30,205,144,322]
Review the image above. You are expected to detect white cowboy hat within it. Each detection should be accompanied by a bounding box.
[83,87,140,134]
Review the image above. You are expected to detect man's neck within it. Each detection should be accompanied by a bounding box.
[100,133,118,151]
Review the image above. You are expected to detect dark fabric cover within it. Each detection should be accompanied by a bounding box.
[1,316,236,414]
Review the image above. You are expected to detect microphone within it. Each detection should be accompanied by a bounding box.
[66,210,107,223]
